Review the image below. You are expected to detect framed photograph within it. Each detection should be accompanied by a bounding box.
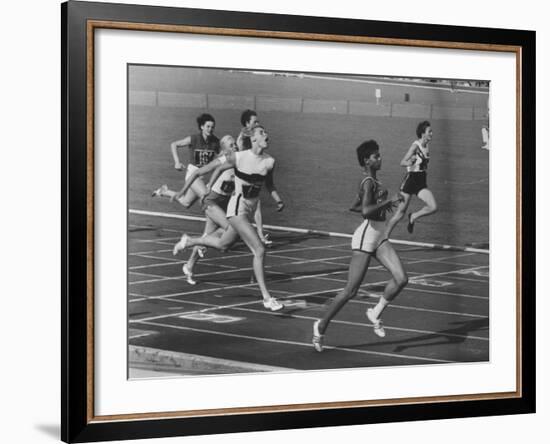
[62,1,535,442]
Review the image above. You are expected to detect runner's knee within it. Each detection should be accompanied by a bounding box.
[343,283,360,299]
[396,273,408,288]
[252,244,266,259]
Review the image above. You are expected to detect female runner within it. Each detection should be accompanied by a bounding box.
[237,109,271,245]
[312,140,408,352]
[152,113,220,208]
[172,135,237,285]
[172,125,285,311]
[385,120,437,236]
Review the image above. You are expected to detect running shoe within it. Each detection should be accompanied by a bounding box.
[312,320,324,352]
[407,213,415,234]
[366,308,386,338]
[197,246,207,258]
[260,233,273,246]
[262,298,284,312]
[182,263,197,285]
[152,184,168,197]
[173,234,188,256]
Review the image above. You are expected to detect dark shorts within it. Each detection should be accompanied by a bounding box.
[400,171,428,196]
[201,191,231,212]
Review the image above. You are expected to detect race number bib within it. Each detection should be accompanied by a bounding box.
[242,184,261,198]
[194,149,216,167]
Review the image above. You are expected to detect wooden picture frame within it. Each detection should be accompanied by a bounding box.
[62,1,535,442]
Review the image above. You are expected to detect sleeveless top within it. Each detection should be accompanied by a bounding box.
[187,133,220,167]
[219,150,274,199]
[358,175,388,221]
[210,167,235,196]
[406,140,430,172]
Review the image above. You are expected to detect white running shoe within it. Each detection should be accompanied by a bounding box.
[152,184,168,197]
[197,246,207,258]
[173,234,188,256]
[366,308,386,338]
[262,298,284,312]
[260,233,273,246]
[182,263,196,285]
[312,320,324,352]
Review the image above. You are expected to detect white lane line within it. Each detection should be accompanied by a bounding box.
[318,272,424,284]
[128,243,350,269]
[129,332,157,339]
[130,296,489,334]
[132,256,239,270]
[443,275,489,283]
[268,253,349,262]
[133,254,182,263]
[405,260,488,267]
[404,287,488,300]
[130,265,489,325]
[129,264,489,304]
[134,236,183,243]
[133,288,488,321]
[133,321,454,364]
[129,209,489,254]
[130,271,189,285]
[348,298,487,319]
[129,256,343,284]
[129,248,173,255]
[129,251,486,287]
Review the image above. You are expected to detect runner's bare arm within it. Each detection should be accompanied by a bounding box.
[170,136,192,170]
[400,143,418,167]
[265,166,284,211]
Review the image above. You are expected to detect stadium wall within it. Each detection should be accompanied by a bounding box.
[129,90,489,121]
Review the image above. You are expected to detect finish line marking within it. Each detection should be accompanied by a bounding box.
[130,209,489,254]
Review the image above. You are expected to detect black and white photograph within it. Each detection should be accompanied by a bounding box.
[127,65,490,378]
[3,0,544,442]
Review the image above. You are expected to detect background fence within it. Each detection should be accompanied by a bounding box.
[129,90,488,121]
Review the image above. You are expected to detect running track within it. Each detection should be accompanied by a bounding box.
[128,213,489,377]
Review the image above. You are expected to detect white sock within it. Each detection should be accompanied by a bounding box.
[373,298,390,319]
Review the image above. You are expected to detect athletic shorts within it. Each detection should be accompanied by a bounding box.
[400,171,428,196]
[185,163,198,179]
[175,164,204,205]
[201,190,230,212]
[351,219,388,254]
[226,193,259,219]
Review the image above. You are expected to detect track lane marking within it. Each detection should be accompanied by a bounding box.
[130,209,490,254]
[133,321,454,364]
[132,292,488,327]
[129,251,487,287]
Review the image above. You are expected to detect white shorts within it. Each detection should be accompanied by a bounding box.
[351,219,388,254]
[185,164,199,179]
[226,193,259,219]
[176,164,204,205]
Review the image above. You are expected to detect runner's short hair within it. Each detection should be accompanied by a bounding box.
[356,140,380,167]
[240,109,257,127]
[416,120,431,138]
[196,113,215,129]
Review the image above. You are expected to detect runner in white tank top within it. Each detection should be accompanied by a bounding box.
[237,110,271,245]
[172,125,286,312]
[385,120,438,236]
[225,149,274,219]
